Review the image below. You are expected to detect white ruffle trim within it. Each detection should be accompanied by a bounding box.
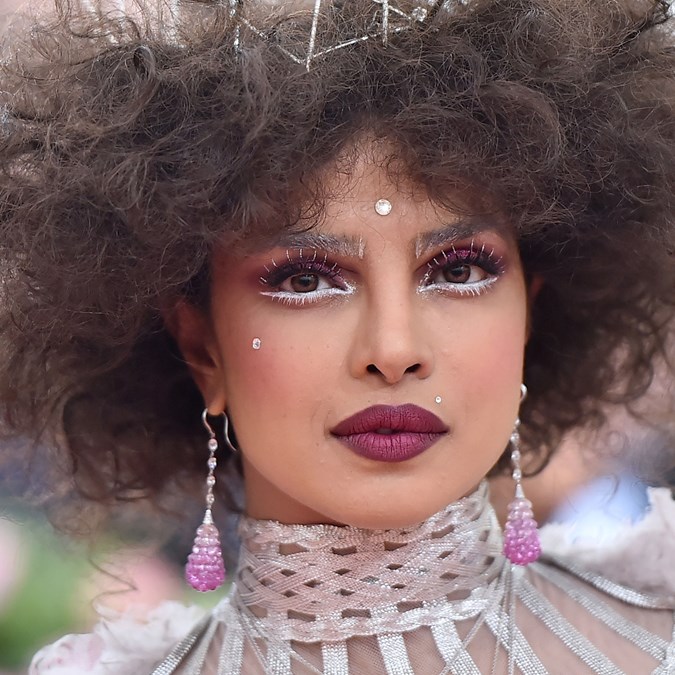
[540,487,675,597]
[29,601,206,675]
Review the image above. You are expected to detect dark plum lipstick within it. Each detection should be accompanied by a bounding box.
[331,404,448,463]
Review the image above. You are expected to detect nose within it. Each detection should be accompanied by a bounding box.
[348,286,434,385]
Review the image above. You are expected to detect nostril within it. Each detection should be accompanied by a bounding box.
[367,363,421,376]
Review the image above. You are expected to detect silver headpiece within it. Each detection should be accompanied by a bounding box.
[87,0,448,70]
[233,0,445,70]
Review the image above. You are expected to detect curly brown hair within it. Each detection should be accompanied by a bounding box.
[0,0,674,526]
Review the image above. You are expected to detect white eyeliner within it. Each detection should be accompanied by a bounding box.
[418,276,499,298]
[260,285,356,306]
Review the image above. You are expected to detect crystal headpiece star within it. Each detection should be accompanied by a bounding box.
[231,0,445,70]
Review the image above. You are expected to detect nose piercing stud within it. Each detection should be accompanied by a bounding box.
[374,199,392,216]
[435,396,442,404]
[252,338,261,350]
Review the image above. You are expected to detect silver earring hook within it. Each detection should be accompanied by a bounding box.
[202,408,217,438]
[202,409,238,453]
[520,383,528,403]
[223,412,238,453]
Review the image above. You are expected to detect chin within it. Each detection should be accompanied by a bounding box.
[328,494,459,531]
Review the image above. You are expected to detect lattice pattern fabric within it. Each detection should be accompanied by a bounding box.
[234,482,503,640]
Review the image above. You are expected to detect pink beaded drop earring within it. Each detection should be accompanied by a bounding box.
[502,384,542,566]
[185,409,229,592]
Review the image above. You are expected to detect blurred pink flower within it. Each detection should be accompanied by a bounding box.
[77,548,183,620]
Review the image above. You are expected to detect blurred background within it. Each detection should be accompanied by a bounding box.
[1,0,21,29]
[0,500,229,674]
[0,441,234,675]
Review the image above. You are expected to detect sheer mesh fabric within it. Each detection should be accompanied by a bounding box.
[158,571,674,674]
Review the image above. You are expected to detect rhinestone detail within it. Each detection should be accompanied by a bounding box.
[375,199,392,216]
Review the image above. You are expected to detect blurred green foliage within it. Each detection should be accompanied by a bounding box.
[0,515,90,671]
[0,508,227,673]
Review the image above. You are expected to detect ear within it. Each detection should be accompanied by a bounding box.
[164,299,227,414]
[528,275,544,302]
[525,274,544,341]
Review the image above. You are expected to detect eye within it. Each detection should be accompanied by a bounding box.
[421,244,504,296]
[428,262,488,286]
[259,250,354,306]
[280,272,330,294]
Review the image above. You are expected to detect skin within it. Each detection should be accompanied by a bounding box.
[173,149,530,530]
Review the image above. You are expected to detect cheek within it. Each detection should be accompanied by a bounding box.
[467,327,525,392]
[435,297,527,439]
[217,309,333,416]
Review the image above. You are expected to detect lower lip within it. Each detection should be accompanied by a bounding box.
[334,431,444,462]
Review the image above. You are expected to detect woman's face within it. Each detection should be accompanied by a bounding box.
[177,154,529,529]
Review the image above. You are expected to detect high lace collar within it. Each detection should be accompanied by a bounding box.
[231,482,506,641]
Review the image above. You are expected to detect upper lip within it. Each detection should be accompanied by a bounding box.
[331,404,448,436]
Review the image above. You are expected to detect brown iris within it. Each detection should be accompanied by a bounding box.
[290,273,320,292]
[443,264,472,284]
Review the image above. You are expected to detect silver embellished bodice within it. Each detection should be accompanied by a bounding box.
[152,484,675,674]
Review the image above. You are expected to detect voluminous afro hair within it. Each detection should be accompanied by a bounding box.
[0,0,674,523]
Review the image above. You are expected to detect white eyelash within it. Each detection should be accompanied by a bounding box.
[420,244,501,286]
[260,284,355,306]
[418,276,498,298]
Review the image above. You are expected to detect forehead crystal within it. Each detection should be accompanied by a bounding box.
[252,338,262,350]
[375,199,393,216]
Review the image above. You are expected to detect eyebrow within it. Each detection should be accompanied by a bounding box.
[414,221,504,258]
[252,232,365,258]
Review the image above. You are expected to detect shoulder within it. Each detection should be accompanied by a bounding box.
[539,486,675,602]
[30,602,207,675]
